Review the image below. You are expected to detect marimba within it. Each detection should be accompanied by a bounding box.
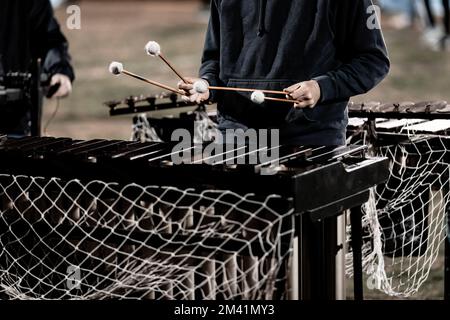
[105,92,217,143]
[347,100,450,300]
[0,135,389,300]
[348,101,450,142]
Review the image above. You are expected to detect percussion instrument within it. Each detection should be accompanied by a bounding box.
[347,100,450,300]
[0,135,389,300]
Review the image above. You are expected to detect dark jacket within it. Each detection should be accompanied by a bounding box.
[0,0,74,136]
[200,0,390,146]
[0,0,75,81]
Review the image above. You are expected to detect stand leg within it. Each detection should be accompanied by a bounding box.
[335,214,347,300]
[298,214,337,300]
[445,207,449,301]
[30,59,43,137]
[350,207,364,301]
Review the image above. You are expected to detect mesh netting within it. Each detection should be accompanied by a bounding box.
[131,109,218,143]
[0,174,295,300]
[191,109,219,144]
[131,114,163,143]
[346,133,450,297]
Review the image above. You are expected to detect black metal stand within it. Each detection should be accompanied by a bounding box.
[350,207,364,300]
[297,205,368,300]
[30,59,43,137]
[445,205,449,301]
[298,213,338,300]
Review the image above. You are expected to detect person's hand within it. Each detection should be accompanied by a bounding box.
[284,80,321,109]
[178,77,210,104]
[49,74,72,98]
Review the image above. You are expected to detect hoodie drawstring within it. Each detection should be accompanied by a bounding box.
[257,0,267,37]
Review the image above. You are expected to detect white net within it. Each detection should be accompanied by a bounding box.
[131,109,218,144]
[346,132,450,297]
[191,109,219,144]
[131,114,163,143]
[0,174,295,300]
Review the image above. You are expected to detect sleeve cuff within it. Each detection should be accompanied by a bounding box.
[50,63,75,82]
[200,74,220,103]
[312,75,336,104]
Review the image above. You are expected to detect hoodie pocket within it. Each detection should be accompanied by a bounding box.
[227,79,322,125]
[286,105,321,124]
[228,78,299,89]
[222,78,300,128]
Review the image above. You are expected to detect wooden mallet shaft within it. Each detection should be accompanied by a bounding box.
[145,41,188,84]
[121,70,185,96]
[208,85,287,96]
[264,96,299,104]
[158,53,188,84]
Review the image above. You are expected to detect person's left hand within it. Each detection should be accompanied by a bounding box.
[49,74,72,98]
[178,77,210,104]
[284,80,321,109]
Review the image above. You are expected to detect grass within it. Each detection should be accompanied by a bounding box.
[46,1,208,139]
[346,244,446,300]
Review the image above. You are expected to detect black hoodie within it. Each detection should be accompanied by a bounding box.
[0,0,75,81]
[0,0,74,135]
[200,0,390,146]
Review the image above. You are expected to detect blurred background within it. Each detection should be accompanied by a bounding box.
[45,0,450,141]
[39,0,449,300]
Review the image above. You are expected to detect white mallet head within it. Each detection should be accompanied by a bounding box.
[109,62,124,76]
[145,41,161,57]
[193,80,209,94]
[251,91,266,104]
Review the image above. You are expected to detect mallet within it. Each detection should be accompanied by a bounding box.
[109,62,184,96]
[251,90,299,105]
[145,41,188,84]
[193,81,298,104]
[193,80,289,97]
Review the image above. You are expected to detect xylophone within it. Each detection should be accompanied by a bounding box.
[0,135,389,300]
[347,100,450,300]
[104,92,194,116]
[348,101,450,120]
[104,92,217,143]
[348,101,450,143]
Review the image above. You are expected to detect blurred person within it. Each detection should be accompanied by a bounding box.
[179,0,390,146]
[422,0,450,50]
[0,0,75,137]
[50,0,67,8]
[199,0,211,21]
[379,0,417,29]
[201,0,210,9]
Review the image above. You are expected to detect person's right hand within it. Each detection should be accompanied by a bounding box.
[178,77,210,104]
